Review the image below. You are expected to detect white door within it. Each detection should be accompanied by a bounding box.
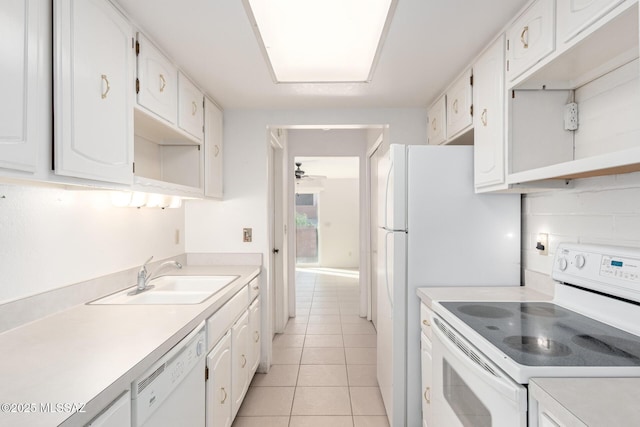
[178,72,203,140]
[231,310,249,418]
[204,97,223,198]
[136,32,177,124]
[206,331,232,427]
[474,35,506,188]
[0,0,46,173]
[54,0,134,184]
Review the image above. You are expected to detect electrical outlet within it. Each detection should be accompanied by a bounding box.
[564,102,578,131]
[243,228,252,242]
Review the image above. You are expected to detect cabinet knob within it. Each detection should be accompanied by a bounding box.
[159,74,166,92]
[214,145,220,157]
[192,101,198,115]
[241,354,247,368]
[424,387,431,404]
[520,26,529,49]
[481,109,488,127]
[422,319,431,327]
[431,118,437,131]
[101,74,110,99]
[254,331,260,343]
[452,99,458,114]
[220,387,227,404]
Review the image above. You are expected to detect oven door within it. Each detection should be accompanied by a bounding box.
[431,316,527,427]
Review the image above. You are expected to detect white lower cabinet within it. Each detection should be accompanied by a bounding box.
[206,331,232,427]
[248,297,261,375]
[538,410,564,427]
[420,303,434,427]
[231,310,250,418]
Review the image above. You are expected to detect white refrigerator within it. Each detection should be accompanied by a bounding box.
[376,144,521,427]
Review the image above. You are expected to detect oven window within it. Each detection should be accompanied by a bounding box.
[443,359,491,427]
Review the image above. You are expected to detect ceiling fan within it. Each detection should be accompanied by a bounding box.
[294,162,308,180]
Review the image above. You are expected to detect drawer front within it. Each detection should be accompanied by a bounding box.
[248,276,260,302]
[207,285,249,351]
[420,303,434,340]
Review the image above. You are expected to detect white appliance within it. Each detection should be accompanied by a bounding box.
[431,243,640,426]
[131,322,206,427]
[376,144,521,427]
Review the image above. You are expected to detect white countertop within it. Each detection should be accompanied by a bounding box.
[416,285,552,309]
[530,377,640,426]
[0,265,260,427]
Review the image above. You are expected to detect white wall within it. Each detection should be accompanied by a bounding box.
[522,171,640,289]
[317,178,360,268]
[0,182,185,303]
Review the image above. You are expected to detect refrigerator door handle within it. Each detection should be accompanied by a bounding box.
[384,230,394,309]
[383,160,394,229]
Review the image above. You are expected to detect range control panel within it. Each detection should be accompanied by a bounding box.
[553,243,640,303]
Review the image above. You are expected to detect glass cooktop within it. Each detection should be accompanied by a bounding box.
[440,301,640,367]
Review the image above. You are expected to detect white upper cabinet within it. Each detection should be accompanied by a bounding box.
[178,72,204,141]
[135,32,178,125]
[557,0,625,44]
[446,69,474,139]
[506,0,556,82]
[54,0,134,184]
[427,95,446,145]
[474,35,507,190]
[204,97,223,199]
[0,0,48,174]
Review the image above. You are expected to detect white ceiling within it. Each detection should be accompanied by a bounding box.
[114,0,529,109]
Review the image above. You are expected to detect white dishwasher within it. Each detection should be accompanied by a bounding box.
[132,322,206,427]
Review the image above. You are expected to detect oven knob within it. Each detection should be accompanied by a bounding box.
[558,257,568,271]
[575,254,586,269]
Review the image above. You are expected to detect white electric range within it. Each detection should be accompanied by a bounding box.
[430,243,640,427]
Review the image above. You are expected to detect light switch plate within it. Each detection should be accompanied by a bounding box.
[243,228,252,242]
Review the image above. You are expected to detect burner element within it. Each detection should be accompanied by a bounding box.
[457,304,513,319]
[520,303,568,318]
[503,336,572,357]
[572,335,640,361]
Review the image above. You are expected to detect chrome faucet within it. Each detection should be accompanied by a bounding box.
[129,256,183,295]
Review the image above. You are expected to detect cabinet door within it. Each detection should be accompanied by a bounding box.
[248,298,261,375]
[506,0,556,81]
[0,0,47,173]
[231,310,249,418]
[206,331,232,427]
[86,391,131,427]
[539,410,564,427]
[178,72,203,141]
[54,0,134,184]
[421,333,433,427]
[557,0,624,44]
[136,32,177,124]
[474,35,506,189]
[427,95,446,145]
[446,69,473,139]
[204,97,223,198]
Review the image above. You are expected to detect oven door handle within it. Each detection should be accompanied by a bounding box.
[432,316,526,404]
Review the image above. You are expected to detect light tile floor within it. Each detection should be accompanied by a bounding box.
[233,268,389,427]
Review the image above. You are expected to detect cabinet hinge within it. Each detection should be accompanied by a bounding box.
[506,39,510,51]
[136,78,140,94]
[506,60,510,72]
[512,90,515,99]
[470,75,473,87]
[198,145,201,151]
[135,40,140,56]
[205,366,209,381]
[133,162,135,173]
[470,104,473,117]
